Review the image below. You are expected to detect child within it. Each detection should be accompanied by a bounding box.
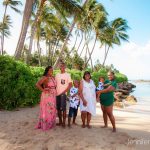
[96,77,111,101]
[68,80,80,127]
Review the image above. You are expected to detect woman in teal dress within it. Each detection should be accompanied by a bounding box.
[96,71,117,132]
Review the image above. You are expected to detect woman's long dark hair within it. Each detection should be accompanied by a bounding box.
[43,66,52,76]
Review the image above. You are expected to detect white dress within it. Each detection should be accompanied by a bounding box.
[80,79,96,116]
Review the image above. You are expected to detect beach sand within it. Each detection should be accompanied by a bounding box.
[0,102,149,150]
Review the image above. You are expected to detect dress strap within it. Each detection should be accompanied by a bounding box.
[48,77,57,89]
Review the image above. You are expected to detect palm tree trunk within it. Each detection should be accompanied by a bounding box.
[87,44,94,71]
[85,35,97,66]
[50,40,55,65]
[79,42,86,56]
[102,45,110,66]
[53,38,59,55]
[76,31,83,53]
[1,5,8,55]
[68,30,79,55]
[53,20,76,68]
[34,39,36,52]
[82,44,88,70]
[48,40,51,64]
[53,0,89,69]
[37,39,42,66]
[26,23,37,64]
[15,0,35,59]
[52,37,59,65]
[26,0,46,64]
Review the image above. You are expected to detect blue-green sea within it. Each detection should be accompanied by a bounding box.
[128,81,150,115]
[131,81,150,98]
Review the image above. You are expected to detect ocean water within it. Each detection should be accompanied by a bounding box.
[127,81,150,115]
[131,81,150,99]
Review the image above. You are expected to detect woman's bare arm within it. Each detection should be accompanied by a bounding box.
[103,83,111,87]
[36,76,47,92]
[79,80,87,106]
[97,85,115,95]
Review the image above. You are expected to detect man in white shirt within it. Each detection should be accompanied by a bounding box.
[55,62,72,127]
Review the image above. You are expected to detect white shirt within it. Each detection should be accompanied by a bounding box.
[96,82,104,91]
[55,72,72,96]
[69,87,79,109]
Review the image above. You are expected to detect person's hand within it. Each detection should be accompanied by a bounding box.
[96,91,101,95]
[83,99,87,106]
[44,88,50,93]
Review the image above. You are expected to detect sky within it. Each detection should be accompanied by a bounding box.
[0,0,150,80]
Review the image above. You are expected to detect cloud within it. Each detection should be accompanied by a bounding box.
[93,40,150,80]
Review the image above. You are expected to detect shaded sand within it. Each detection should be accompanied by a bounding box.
[1,101,149,150]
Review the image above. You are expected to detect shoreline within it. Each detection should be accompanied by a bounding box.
[130,80,150,83]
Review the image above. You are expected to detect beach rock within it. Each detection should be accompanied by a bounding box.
[115,89,129,95]
[114,82,137,108]
[118,82,136,92]
[114,92,123,102]
[125,95,137,103]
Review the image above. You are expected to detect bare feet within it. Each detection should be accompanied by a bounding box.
[101,125,108,128]
[62,123,66,128]
[68,124,71,128]
[112,128,116,132]
[87,125,92,129]
[72,122,78,125]
[82,124,86,128]
[56,123,62,126]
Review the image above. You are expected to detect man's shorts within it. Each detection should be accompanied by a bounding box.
[68,107,78,117]
[56,94,67,111]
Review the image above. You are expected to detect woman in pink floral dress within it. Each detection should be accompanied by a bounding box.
[35,66,57,130]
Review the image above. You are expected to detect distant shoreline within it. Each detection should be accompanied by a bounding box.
[129,80,150,83]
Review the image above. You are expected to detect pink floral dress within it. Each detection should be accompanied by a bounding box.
[36,77,57,130]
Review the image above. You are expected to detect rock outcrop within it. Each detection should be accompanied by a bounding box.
[114,82,137,108]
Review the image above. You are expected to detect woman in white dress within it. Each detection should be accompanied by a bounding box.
[79,71,96,128]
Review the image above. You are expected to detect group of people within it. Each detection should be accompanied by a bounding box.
[35,62,117,132]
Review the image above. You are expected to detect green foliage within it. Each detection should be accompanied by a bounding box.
[92,69,128,86]
[0,55,41,110]
[67,69,82,81]
[115,72,128,83]
[0,56,127,110]
[92,71,107,86]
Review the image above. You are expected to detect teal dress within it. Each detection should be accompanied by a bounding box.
[100,80,117,106]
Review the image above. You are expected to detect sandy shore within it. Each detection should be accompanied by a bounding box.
[0,102,149,150]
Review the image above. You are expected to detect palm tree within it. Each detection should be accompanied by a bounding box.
[101,18,129,66]
[1,0,22,55]
[53,0,86,68]
[15,0,36,59]
[26,0,82,64]
[76,29,84,52]
[67,30,79,55]
[30,3,69,66]
[0,15,12,55]
[86,1,107,63]
[77,0,107,69]
[25,0,46,64]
